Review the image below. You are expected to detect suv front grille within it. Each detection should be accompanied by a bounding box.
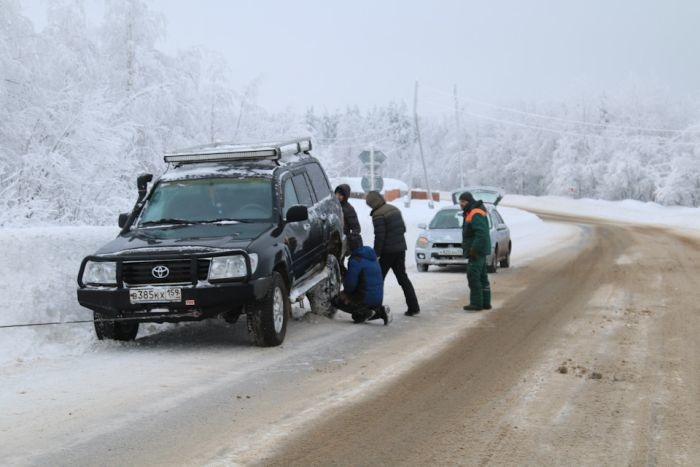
[122,259,210,285]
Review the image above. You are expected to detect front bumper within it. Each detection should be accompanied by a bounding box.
[415,248,496,267]
[415,246,467,266]
[77,277,272,317]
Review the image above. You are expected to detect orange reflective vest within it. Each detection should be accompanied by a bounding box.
[465,208,487,223]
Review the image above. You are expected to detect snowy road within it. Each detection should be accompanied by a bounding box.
[0,208,580,466]
[262,213,700,466]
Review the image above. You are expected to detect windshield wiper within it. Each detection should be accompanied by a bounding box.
[140,218,192,226]
[204,218,259,224]
[197,218,241,224]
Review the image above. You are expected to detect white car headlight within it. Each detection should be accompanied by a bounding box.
[416,236,430,247]
[83,261,117,286]
[209,255,248,280]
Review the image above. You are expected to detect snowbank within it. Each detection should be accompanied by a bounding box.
[0,227,118,364]
[504,195,700,232]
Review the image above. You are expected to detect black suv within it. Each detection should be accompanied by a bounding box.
[77,139,343,347]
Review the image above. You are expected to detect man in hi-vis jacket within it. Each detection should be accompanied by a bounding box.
[459,192,492,311]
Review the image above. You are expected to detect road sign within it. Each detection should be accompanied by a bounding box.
[361,175,384,193]
[358,150,386,165]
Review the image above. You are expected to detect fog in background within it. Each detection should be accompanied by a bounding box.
[21,0,700,111]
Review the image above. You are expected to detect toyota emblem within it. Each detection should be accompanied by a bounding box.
[152,265,170,279]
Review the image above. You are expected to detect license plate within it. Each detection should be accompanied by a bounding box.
[129,287,182,304]
[438,248,462,256]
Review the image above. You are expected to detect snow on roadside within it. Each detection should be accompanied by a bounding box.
[0,227,118,365]
[504,195,700,232]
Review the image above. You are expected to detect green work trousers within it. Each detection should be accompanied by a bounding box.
[467,256,491,308]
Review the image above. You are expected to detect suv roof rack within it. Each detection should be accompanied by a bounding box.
[164,138,312,164]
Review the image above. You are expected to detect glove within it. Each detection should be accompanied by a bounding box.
[468,248,479,260]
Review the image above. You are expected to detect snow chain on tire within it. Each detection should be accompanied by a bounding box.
[307,255,341,318]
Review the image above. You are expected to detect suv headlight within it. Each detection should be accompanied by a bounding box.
[209,255,252,280]
[417,236,430,247]
[248,253,258,274]
[83,261,117,286]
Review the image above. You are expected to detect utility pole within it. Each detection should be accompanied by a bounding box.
[369,143,375,191]
[453,84,465,187]
[413,81,434,209]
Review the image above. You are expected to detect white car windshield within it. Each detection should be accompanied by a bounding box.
[138,177,274,226]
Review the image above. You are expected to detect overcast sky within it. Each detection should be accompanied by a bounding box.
[21,0,700,112]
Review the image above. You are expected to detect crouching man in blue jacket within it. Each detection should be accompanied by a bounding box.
[331,237,392,325]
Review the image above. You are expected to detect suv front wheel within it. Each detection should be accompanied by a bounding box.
[94,311,139,341]
[247,272,290,347]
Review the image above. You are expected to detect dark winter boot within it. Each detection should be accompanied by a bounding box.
[352,307,375,324]
[463,304,483,312]
[379,306,392,325]
[404,309,420,317]
[482,285,492,311]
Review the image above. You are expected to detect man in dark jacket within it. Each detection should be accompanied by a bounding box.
[331,237,391,325]
[459,192,492,311]
[334,184,361,274]
[365,191,420,316]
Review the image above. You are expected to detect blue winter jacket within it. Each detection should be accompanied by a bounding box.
[344,246,384,306]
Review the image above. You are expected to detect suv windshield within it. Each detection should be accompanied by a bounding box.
[138,177,274,226]
[429,209,463,229]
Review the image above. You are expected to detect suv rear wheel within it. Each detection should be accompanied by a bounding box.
[308,254,341,318]
[247,272,290,347]
[94,311,139,341]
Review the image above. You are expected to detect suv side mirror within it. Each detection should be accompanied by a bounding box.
[285,205,308,223]
[137,173,153,198]
[418,223,427,230]
[118,212,129,228]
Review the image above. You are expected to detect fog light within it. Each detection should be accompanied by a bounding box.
[417,253,425,259]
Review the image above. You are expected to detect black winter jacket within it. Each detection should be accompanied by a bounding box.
[366,191,407,256]
[336,184,361,242]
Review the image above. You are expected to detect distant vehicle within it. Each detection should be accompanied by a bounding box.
[450,186,504,206]
[415,188,511,273]
[77,139,343,347]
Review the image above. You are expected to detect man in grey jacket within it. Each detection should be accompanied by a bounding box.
[366,191,420,316]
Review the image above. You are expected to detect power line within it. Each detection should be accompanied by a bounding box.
[313,122,404,143]
[423,83,700,135]
[316,133,400,151]
[422,99,697,147]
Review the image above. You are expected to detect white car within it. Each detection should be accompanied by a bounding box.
[415,188,511,273]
